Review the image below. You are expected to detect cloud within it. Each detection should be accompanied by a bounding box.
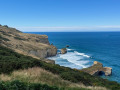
[16,26,120,32]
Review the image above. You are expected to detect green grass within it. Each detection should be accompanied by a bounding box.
[0,80,91,90]
[0,80,59,90]
[0,45,120,90]
[0,67,107,90]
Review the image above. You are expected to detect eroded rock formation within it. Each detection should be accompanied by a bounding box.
[82,61,112,76]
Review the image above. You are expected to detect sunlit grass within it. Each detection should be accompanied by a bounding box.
[0,67,107,90]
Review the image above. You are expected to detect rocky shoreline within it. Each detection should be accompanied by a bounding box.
[57,48,112,76]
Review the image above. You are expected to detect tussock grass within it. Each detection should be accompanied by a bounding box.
[0,67,107,90]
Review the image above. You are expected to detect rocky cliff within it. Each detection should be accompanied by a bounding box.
[0,25,57,59]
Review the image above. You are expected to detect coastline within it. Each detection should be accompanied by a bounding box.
[0,26,120,89]
[48,48,112,76]
[31,32,120,83]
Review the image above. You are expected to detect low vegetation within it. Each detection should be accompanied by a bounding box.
[0,31,11,36]
[3,25,8,28]
[0,45,120,90]
[0,67,71,87]
[0,35,9,41]
[0,80,59,90]
[0,67,106,90]
[14,36,26,40]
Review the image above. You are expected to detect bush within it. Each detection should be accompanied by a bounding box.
[0,80,59,90]
[4,25,8,28]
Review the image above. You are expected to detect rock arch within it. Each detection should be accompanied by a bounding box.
[82,61,112,76]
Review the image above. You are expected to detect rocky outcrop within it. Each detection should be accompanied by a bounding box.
[0,25,57,59]
[42,58,55,64]
[61,48,67,54]
[103,67,112,76]
[66,45,69,48]
[82,61,112,76]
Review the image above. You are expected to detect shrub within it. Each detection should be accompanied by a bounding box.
[4,25,8,28]
[0,80,59,90]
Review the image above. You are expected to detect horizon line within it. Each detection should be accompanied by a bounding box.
[21,30,120,32]
[16,26,120,32]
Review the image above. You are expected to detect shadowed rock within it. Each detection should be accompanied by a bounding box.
[66,45,69,47]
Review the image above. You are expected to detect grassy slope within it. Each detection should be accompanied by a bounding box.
[0,80,59,90]
[0,45,120,90]
[0,67,107,90]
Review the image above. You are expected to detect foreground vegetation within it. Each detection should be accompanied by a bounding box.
[0,46,120,90]
[0,80,94,90]
[0,67,107,90]
[0,67,71,87]
[0,80,59,90]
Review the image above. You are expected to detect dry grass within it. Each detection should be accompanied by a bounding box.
[0,26,57,58]
[0,67,108,90]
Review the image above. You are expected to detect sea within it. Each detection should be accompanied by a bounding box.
[26,32,120,83]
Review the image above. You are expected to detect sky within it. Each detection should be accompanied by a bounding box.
[0,0,120,32]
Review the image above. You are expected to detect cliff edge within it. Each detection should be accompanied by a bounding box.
[0,25,57,59]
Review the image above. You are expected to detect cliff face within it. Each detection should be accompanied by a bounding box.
[0,26,57,59]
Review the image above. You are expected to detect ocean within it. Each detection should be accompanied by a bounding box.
[26,32,120,83]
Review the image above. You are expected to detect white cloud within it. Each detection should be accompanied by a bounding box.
[16,26,120,32]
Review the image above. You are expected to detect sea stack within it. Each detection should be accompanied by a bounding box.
[61,48,67,54]
[66,45,69,47]
[103,67,112,76]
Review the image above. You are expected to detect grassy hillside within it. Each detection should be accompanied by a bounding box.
[0,45,120,90]
[0,25,57,59]
[0,67,107,90]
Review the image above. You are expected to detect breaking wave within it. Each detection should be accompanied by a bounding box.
[48,48,91,69]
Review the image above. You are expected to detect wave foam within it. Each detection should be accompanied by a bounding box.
[67,48,74,51]
[48,49,91,69]
[74,51,90,58]
[58,48,74,51]
[59,52,90,68]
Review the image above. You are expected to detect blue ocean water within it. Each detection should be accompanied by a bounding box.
[26,32,120,83]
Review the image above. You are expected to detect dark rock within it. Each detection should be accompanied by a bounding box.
[66,45,69,47]
[42,59,55,64]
